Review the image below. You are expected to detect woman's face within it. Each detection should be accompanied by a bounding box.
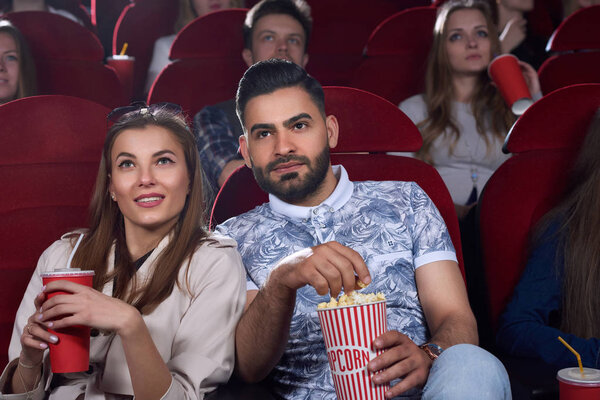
[444,8,492,77]
[192,0,232,17]
[0,32,19,104]
[109,125,190,238]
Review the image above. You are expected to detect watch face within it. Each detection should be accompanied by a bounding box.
[428,344,443,356]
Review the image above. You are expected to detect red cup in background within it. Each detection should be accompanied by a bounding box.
[41,269,95,373]
[317,301,389,400]
[557,367,600,399]
[106,55,135,101]
[488,54,533,115]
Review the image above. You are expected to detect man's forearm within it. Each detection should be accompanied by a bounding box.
[235,282,297,382]
[429,311,479,349]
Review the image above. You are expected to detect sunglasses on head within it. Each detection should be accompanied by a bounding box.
[107,101,183,124]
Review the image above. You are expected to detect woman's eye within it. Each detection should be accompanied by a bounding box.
[118,160,134,168]
[449,33,461,42]
[477,30,488,38]
[157,157,174,165]
[5,54,18,62]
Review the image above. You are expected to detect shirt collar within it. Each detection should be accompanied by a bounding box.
[268,165,354,220]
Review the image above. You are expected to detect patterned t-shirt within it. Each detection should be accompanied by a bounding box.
[216,166,457,399]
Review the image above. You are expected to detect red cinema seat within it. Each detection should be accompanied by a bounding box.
[113,0,178,101]
[351,6,436,105]
[47,0,96,32]
[546,4,600,52]
[148,9,249,118]
[479,84,600,332]
[6,11,126,109]
[210,86,465,277]
[538,51,600,96]
[0,95,109,370]
[305,0,428,87]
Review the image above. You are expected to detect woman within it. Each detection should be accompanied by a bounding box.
[0,103,246,399]
[145,0,244,94]
[497,108,600,369]
[0,20,35,105]
[399,0,540,219]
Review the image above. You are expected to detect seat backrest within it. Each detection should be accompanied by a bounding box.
[479,84,600,331]
[210,87,464,276]
[538,52,600,95]
[47,0,96,32]
[112,0,178,100]
[546,4,600,52]
[6,11,126,108]
[147,9,249,117]
[350,6,436,105]
[305,0,429,86]
[0,95,108,370]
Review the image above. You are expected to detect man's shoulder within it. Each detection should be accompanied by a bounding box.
[215,203,276,236]
[353,180,418,196]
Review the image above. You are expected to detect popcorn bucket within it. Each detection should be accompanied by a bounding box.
[317,301,389,399]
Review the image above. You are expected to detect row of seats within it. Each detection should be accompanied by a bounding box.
[4,4,600,115]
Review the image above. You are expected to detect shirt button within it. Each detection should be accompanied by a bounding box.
[320,224,326,228]
[313,209,318,215]
[329,207,334,213]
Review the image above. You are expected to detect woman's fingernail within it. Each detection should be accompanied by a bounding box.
[41,285,46,292]
[49,335,58,343]
[39,343,48,349]
[36,314,43,321]
[46,321,53,328]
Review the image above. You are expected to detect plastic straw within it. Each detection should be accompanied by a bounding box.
[119,42,128,56]
[558,336,584,376]
[66,233,84,269]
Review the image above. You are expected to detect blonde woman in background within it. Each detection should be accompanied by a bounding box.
[0,20,35,105]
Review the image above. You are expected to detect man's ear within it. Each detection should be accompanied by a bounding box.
[239,135,253,168]
[242,49,254,68]
[301,53,309,68]
[325,115,339,149]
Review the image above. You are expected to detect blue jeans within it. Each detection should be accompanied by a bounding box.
[417,344,511,399]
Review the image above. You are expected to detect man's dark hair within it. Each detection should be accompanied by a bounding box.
[243,0,312,52]
[236,59,324,128]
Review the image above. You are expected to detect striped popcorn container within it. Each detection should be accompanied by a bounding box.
[317,301,389,399]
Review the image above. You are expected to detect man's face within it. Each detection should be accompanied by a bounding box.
[239,86,338,205]
[242,14,309,68]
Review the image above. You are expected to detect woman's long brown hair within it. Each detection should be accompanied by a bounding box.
[417,0,514,164]
[70,106,211,314]
[535,109,600,338]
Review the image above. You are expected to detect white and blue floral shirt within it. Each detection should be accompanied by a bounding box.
[216,165,457,399]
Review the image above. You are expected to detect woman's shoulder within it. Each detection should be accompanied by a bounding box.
[184,233,244,286]
[399,94,427,123]
[37,231,86,271]
[188,233,241,267]
[155,34,177,49]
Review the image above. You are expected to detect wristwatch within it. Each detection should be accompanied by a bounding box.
[419,342,444,361]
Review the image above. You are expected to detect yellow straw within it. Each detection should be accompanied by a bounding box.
[558,336,584,375]
[119,42,128,56]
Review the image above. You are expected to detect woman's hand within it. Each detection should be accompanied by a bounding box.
[39,280,143,339]
[518,60,541,97]
[500,17,527,54]
[19,291,55,367]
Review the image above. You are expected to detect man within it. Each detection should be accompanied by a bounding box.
[216,59,511,399]
[194,0,311,195]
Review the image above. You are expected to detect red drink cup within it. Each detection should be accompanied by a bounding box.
[317,301,389,400]
[106,55,135,101]
[41,269,95,373]
[488,54,533,115]
[557,368,600,399]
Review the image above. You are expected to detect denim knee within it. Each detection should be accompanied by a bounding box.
[422,344,511,400]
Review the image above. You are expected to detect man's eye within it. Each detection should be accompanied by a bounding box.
[294,122,307,130]
[258,131,271,138]
[263,35,274,41]
[288,38,299,45]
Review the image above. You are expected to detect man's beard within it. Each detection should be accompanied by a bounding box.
[251,145,330,204]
